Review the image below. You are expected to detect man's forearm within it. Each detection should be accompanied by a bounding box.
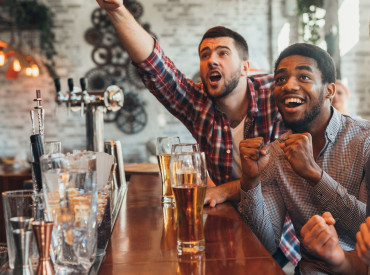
[222,180,241,202]
[105,5,154,63]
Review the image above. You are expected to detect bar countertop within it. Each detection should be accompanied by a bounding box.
[97,173,284,274]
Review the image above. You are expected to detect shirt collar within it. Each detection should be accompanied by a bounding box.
[325,106,342,143]
[247,77,258,118]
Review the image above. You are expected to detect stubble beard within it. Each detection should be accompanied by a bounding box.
[203,71,241,100]
[282,89,325,133]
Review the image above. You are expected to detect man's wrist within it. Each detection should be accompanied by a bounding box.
[240,175,259,191]
[305,167,323,187]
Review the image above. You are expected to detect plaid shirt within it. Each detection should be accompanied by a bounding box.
[239,108,370,273]
[135,40,300,264]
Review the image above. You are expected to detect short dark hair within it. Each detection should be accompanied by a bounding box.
[274,43,336,84]
[198,26,249,60]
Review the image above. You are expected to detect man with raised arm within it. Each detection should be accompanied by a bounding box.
[96,0,300,267]
[238,43,370,274]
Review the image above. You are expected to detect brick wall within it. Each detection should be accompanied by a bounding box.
[0,0,369,162]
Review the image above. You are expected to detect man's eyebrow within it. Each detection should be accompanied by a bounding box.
[200,45,231,54]
[296,65,313,72]
[275,65,313,75]
[275,68,287,75]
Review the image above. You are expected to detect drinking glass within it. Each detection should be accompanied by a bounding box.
[43,141,62,154]
[170,152,207,254]
[171,143,199,154]
[40,152,98,273]
[156,136,180,203]
[160,203,177,251]
[2,190,44,269]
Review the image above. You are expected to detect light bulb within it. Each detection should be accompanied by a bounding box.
[25,67,32,76]
[13,59,21,72]
[31,64,39,77]
[0,50,5,66]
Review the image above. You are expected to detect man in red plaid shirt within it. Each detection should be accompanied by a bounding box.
[97,0,300,266]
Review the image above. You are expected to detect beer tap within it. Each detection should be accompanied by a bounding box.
[53,77,124,152]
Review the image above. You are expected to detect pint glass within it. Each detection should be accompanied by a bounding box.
[170,152,207,254]
[156,136,180,203]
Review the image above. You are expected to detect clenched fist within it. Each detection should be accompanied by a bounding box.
[279,132,322,186]
[239,137,270,190]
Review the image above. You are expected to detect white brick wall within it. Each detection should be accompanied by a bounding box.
[0,0,369,162]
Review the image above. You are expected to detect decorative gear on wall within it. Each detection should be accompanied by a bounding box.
[92,45,112,66]
[115,92,147,134]
[85,28,103,45]
[126,1,144,19]
[91,8,110,29]
[126,63,145,89]
[85,68,112,90]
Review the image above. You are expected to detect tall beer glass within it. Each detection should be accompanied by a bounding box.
[156,136,180,203]
[170,152,207,254]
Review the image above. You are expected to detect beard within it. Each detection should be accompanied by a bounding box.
[282,89,324,133]
[203,71,241,99]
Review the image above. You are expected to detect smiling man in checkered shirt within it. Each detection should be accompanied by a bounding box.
[97,0,301,267]
[238,43,370,274]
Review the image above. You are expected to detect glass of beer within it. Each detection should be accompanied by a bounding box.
[156,136,180,203]
[171,143,199,154]
[170,152,207,254]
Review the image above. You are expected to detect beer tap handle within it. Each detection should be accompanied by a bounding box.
[80,78,87,116]
[54,78,61,93]
[68,78,74,93]
[67,78,74,116]
[80,77,87,92]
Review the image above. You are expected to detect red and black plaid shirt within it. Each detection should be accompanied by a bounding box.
[135,41,301,265]
[136,41,283,184]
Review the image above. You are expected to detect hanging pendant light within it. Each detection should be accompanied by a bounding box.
[13,58,21,72]
[0,48,6,66]
[31,63,39,77]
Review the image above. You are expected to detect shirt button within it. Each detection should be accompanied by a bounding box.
[226,149,231,154]
[224,125,228,130]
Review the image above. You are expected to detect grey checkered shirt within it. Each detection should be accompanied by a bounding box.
[239,108,370,274]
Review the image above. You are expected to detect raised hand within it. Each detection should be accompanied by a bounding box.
[239,137,270,190]
[96,0,123,11]
[356,217,370,265]
[280,133,322,185]
[301,212,345,267]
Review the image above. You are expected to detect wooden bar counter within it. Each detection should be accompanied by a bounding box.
[98,174,284,274]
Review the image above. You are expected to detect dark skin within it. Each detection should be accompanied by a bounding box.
[240,55,335,191]
[240,56,368,274]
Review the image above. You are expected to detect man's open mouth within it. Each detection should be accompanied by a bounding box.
[284,97,304,108]
[209,71,222,83]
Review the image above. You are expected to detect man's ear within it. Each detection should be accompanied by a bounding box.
[241,60,250,76]
[326,83,336,100]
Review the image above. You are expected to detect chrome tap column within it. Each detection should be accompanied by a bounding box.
[54,78,124,152]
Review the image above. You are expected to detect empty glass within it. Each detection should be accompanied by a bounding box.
[43,141,62,154]
[40,152,98,273]
[2,190,44,269]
